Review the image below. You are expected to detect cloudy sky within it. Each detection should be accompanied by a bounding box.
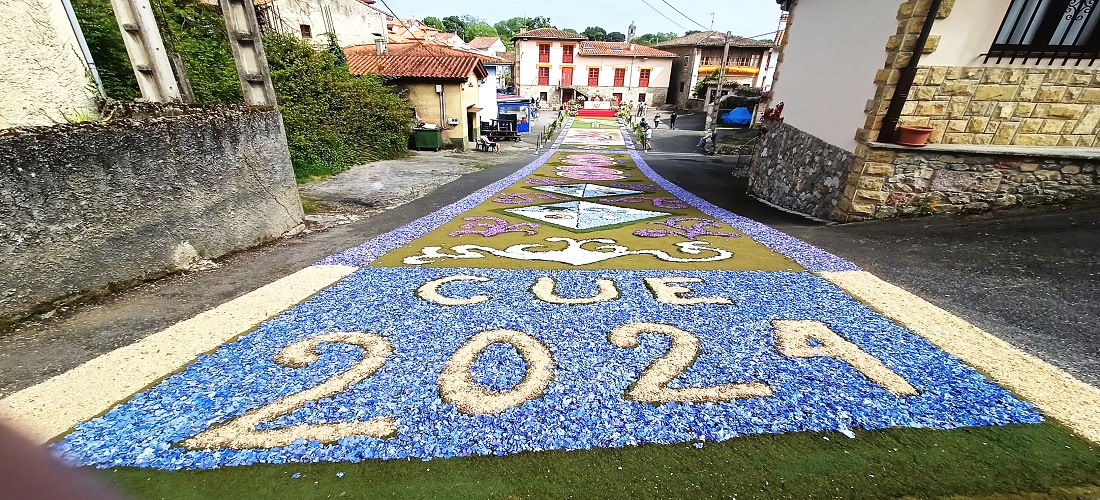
[394,0,784,40]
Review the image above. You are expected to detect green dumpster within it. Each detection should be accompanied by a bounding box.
[412,127,444,151]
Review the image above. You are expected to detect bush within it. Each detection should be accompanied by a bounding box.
[264,34,411,181]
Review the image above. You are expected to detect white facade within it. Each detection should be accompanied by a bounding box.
[769,0,899,151]
[514,38,673,102]
[261,0,385,47]
[478,64,498,124]
[0,0,99,128]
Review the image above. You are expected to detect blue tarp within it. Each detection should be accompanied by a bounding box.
[721,107,753,125]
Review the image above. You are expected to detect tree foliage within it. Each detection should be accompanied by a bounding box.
[72,0,240,103]
[582,26,607,41]
[492,16,552,49]
[441,15,466,40]
[634,32,678,46]
[422,16,444,30]
[605,31,626,42]
[264,34,411,180]
[464,22,498,42]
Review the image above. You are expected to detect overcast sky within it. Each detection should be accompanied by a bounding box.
[396,0,784,40]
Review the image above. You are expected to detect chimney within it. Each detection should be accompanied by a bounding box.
[375,37,388,55]
[630,43,635,51]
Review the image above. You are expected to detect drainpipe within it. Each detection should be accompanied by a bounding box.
[60,0,106,96]
[877,0,943,143]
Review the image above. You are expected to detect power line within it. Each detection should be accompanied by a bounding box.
[637,0,690,33]
[659,0,712,31]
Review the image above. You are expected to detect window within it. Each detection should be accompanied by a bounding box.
[300,24,312,39]
[679,82,686,92]
[588,67,600,86]
[562,66,573,86]
[612,92,623,103]
[638,93,646,103]
[989,0,1100,64]
[562,45,574,63]
[538,43,551,63]
[638,68,651,87]
[539,91,548,102]
[613,68,626,86]
[538,67,550,85]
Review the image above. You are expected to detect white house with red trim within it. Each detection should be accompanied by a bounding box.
[511,28,676,108]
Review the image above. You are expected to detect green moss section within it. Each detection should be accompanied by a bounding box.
[94,424,1100,499]
[371,153,802,271]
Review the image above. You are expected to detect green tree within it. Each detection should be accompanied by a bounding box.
[563,28,579,34]
[493,17,551,49]
[71,0,139,99]
[422,16,444,30]
[264,34,411,181]
[441,15,466,40]
[582,26,606,41]
[464,22,498,42]
[605,31,626,42]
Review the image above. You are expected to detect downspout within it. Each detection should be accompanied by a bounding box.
[877,0,943,142]
[60,0,105,96]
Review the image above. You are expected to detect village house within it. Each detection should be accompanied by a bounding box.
[511,28,676,108]
[468,36,508,56]
[656,31,773,111]
[253,0,385,47]
[752,0,1100,222]
[345,41,496,150]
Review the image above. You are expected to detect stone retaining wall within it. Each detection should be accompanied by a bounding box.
[748,120,853,220]
[851,146,1100,218]
[0,106,302,326]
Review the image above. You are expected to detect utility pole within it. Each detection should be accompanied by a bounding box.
[707,31,731,153]
[220,0,278,107]
[707,12,715,31]
[109,0,181,101]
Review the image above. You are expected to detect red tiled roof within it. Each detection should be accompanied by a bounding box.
[576,41,676,58]
[345,43,488,80]
[495,51,516,63]
[468,36,502,49]
[656,30,772,48]
[511,28,587,41]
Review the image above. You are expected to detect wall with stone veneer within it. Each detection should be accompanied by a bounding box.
[852,147,1100,218]
[0,106,302,326]
[748,120,853,220]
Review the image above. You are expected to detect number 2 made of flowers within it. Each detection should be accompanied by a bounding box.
[609,322,775,404]
[181,332,398,450]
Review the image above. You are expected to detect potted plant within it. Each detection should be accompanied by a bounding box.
[896,125,934,147]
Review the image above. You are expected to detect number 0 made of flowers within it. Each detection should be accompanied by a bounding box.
[439,329,556,414]
[181,332,397,450]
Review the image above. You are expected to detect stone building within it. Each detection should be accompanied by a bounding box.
[657,31,773,111]
[752,0,1100,222]
[512,28,676,108]
[254,0,385,47]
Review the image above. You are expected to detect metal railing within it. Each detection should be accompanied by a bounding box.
[986,0,1100,65]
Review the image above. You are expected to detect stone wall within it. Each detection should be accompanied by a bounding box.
[857,0,1100,147]
[849,145,1100,218]
[0,106,302,325]
[748,120,854,220]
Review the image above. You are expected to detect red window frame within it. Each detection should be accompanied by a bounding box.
[538,44,550,63]
[562,45,574,63]
[538,67,550,85]
[587,68,600,86]
[613,68,626,87]
[638,69,651,88]
[561,67,573,86]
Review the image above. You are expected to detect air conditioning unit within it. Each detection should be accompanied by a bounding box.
[447,117,459,126]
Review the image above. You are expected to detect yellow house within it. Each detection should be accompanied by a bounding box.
[346,42,489,150]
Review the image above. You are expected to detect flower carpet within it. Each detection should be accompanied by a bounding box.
[16,116,1100,497]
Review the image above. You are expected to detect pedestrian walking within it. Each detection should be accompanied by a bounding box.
[640,118,649,130]
[644,127,653,151]
[654,114,661,129]
[669,112,677,130]
[636,102,645,117]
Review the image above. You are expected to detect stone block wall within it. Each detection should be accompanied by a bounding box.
[858,0,1100,147]
[845,146,1099,219]
[748,120,854,220]
[0,106,302,325]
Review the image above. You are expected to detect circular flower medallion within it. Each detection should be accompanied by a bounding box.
[562,154,617,167]
[555,165,627,181]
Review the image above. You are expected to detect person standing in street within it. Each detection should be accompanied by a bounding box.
[654,114,661,129]
[644,126,653,151]
[669,112,677,130]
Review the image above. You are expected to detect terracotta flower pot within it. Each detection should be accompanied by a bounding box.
[896,125,934,147]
